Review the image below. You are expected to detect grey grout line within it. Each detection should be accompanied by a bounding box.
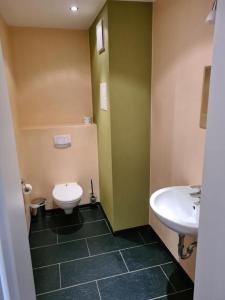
[33,241,160,270]
[36,279,98,296]
[30,228,54,233]
[31,243,60,250]
[104,219,113,234]
[106,222,113,234]
[88,262,175,283]
[87,233,112,241]
[39,206,100,219]
[58,264,61,289]
[32,250,117,270]
[159,265,177,292]
[30,231,158,250]
[85,238,91,256]
[30,218,107,234]
[59,219,107,229]
[30,242,58,250]
[30,233,112,250]
[36,263,176,297]
[148,288,193,300]
[96,280,102,300]
[137,231,146,244]
[119,250,129,272]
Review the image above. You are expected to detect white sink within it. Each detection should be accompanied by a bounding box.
[150,186,200,236]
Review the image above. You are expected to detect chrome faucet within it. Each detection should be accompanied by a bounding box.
[190,185,201,205]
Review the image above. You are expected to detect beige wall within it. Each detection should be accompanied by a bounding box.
[0,16,18,140]
[150,0,213,280]
[8,27,99,212]
[9,27,93,127]
[20,125,99,208]
[0,15,34,231]
[0,16,30,220]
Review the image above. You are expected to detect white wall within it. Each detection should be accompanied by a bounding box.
[0,43,36,299]
[194,0,225,299]
[0,280,3,300]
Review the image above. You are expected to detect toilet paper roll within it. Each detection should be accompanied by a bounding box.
[22,183,33,195]
[84,116,93,125]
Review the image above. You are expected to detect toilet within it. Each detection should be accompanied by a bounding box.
[52,182,83,215]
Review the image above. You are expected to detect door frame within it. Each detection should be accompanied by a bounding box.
[0,42,36,300]
[194,0,225,299]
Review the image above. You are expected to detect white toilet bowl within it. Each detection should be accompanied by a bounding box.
[52,182,83,214]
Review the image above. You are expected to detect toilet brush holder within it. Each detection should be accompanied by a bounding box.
[90,179,97,205]
[90,193,97,205]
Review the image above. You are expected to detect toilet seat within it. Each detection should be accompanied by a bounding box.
[53,183,83,202]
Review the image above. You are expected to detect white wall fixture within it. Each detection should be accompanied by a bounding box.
[194,0,225,299]
[206,0,217,24]
[150,186,198,259]
[53,134,72,148]
[83,116,93,124]
[96,19,105,53]
[70,5,78,12]
[100,82,108,111]
[150,186,200,236]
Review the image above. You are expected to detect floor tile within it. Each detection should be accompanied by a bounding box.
[121,243,173,271]
[98,266,174,300]
[37,282,100,300]
[79,205,105,223]
[31,239,89,268]
[60,252,127,287]
[30,215,49,232]
[45,208,65,216]
[138,226,160,243]
[33,265,60,295]
[30,204,193,299]
[79,205,97,211]
[29,229,57,248]
[30,210,80,232]
[57,220,110,243]
[160,289,193,300]
[161,262,194,291]
[87,230,144,255]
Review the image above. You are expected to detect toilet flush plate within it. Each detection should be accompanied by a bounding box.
[53,134,71,148]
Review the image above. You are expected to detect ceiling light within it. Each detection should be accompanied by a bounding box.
[70,6,78,12]
[206,0,217,24]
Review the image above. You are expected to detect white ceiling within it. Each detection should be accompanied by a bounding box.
[0,0,107,30]
[0,0,153,30]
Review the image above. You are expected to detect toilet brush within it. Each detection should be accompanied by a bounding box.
[90,179,97,204]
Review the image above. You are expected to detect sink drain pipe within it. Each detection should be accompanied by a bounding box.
[178,234,197,259]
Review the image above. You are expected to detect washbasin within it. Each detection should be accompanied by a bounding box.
[150,186,200,236]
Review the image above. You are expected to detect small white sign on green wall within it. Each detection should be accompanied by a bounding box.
[100,82,108,111]
[96,19,105,54]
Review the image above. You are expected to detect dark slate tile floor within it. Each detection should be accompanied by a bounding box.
[30,204,194,300]
[57,220,109,243]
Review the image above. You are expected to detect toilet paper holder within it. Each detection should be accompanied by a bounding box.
[21,179,32,194]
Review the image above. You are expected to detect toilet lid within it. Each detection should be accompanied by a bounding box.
[53,183,83,202]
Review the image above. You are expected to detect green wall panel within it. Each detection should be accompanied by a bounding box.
[89,1,152,231]
[109,1,152,230]
[89,5,114,226]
